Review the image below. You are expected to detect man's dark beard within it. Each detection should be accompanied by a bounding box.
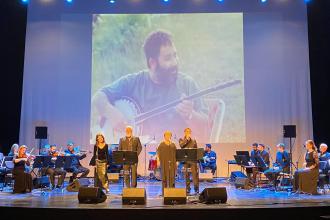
[154,64,178,85]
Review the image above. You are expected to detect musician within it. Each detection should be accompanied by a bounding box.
[179,128,199,194]
[264,143,290,183]
[319,143,330,172]
[257,144,270,169]
[8,143,19,156]
[157,131,177,195]
[91,30,209,142]
[118,126,142,188]
[89,133,110,192]
[200,144,217,175]
[319,143,330,161]
[43,144,67,189]
[245,143,258,179]
[12,145,33,193]
[294,140,319,194]
[64,142,90,182]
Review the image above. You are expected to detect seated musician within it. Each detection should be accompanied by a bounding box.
[64,141,90,182]
[245,143,258,180]
[12,145,33,193]
[294,140,319,194]
[43,144,67,189]
[257,144,270,170]
[264,143,290,183]
[200,144,217,175]
[250,143,269,183]
[8,143,19,156]
[319,143,330,172]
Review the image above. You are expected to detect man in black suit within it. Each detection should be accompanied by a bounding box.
[179,128,199,194]
[118,126,142,187]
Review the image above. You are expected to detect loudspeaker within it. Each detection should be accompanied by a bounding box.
[199,187,227,204]
[122,188,146,205]
[78,187,107,204]
[66,178,90,192]
[234,177,254,190]
[33,176,50,188]
[283,125,296,138]
[35,126,48,139]
[163,188,187,205]
[230,171,247,182]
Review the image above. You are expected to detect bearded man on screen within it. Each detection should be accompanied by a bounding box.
[91,30,209,142]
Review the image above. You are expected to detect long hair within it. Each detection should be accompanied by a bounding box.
[18,145,27,158]
[10,143,19,154]
[95,133,106,145]
[306,140,317,151]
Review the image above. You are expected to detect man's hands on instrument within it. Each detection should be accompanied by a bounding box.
[176,95,194,120]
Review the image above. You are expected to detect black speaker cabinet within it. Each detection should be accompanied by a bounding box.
[35,126,48,139]
[230,171,247,182]
[67,178,90,192]
[78,187,107,204]
[163,188,187,205]
[283,125,296,138]
[122,188,146,205]
[234,177,254,190]
[199,187,227,204]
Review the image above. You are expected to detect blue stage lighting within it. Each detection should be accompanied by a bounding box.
[217,0,224,3]
[304,0,311,3]
[21,0,28,4]
[162,0,170,3]
[261,0,267,3]
[109,0,116,4]
[66,0,73,3]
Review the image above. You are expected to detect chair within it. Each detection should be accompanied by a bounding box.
[318,161,330,193]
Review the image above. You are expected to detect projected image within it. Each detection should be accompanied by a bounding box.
[91,13,245,144]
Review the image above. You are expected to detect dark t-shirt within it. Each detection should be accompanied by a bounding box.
[101,70,208,140]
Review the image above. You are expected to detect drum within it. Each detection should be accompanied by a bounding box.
[148,159,157,171]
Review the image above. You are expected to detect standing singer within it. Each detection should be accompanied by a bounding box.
[179,128,199,194]
[157,130,177,195]
[118,126,142,188]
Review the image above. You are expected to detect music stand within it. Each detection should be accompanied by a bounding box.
[32,156,52,191]
[176,148,204,162]
[112,151,138,188]
[55,156,66,169]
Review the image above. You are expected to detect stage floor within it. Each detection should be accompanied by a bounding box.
[1,178,330,210]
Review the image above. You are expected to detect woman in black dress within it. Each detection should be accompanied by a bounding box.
[90,133,110,193]
[12,145,33,193]
[294,140,319,194]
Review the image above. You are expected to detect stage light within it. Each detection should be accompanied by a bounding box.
[217,0,224,3]
[261,0,267,3]
[66,0,73,3]
[304,0,311,3]
[162,0,170,3]
[21,0,28,4]
[109,0,116,4]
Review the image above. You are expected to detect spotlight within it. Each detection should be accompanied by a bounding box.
[217,0,224,2]
[304,0,311,3]
[162,0,170,2]
[66,0,73,3]
[109,0,116,3]
[261,0,267,3]
[21,0,28,3]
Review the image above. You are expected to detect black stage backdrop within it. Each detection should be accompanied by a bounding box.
[0,0,329,154]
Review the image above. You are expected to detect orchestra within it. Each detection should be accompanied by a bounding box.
[1,128,328,197]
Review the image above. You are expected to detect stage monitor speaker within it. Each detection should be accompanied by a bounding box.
[67,178,90,192]
[230,171,247,182]
[199,187,227,204]
[283,125,296,138]
[163,188,187,205]
[234,177,254,190]
[35,126,48,139]
[78,187,107,204]
[122,188,146,205]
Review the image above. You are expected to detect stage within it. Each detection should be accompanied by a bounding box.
[1,178,330,219]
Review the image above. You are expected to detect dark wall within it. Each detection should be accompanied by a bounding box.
[0,0,329,154]
[307,0,330,146]
[0,0,26,154]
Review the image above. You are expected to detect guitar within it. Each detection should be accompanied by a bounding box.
[92,79,242,143]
